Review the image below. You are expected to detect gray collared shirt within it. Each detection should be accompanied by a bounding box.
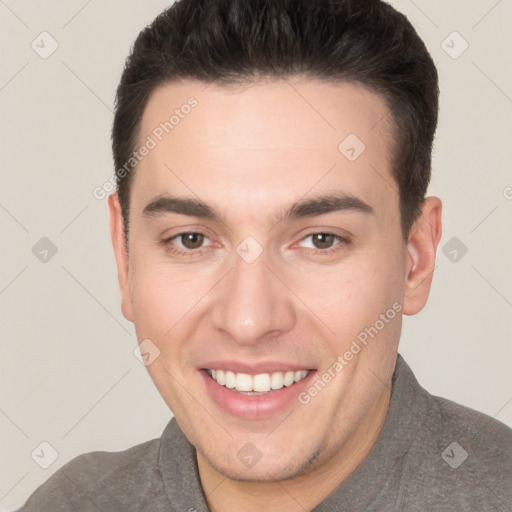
[19,354,512,511]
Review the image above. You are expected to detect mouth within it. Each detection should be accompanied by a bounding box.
[200,365,316,419]
[205,368,311,395]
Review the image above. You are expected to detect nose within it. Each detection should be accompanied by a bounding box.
[210,248,296,346]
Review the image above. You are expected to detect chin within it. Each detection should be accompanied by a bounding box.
[200,444,323,483]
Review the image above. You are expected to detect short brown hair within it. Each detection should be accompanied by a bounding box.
[112,0,439,240]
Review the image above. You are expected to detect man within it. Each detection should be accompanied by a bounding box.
[19,0,512,510]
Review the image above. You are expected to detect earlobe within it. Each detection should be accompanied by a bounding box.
[108,193,134,322]
[402,197,442,316]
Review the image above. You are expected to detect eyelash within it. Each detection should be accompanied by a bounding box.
[161,231,349,257]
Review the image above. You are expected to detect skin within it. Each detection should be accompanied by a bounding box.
[109,77,442,511]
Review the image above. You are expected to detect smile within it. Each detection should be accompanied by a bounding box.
[206,369,310,394]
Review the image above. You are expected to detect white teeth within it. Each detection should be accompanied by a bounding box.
[295,370,308,383]
[216,369,225,386]
[225,371,236,389]
[235,373,253,392]
[208,368,309,392]
[270,372,284,390]
[253,373,271,392]
[283,371,295,387]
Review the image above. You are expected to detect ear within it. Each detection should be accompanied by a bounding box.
[402,196,442,315]
[108,193,134,322]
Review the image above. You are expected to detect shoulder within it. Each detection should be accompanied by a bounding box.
[403,387,512,510]
[18,438,169,512]
[434,393,512,453]
[432,392,512,475]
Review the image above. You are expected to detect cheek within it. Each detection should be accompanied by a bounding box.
[128,256,213,343]
[292,253,403,341]
[130,268,170,332]
[127,255,186,343]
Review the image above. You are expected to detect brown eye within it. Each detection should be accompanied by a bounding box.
[180,232,205,249]
[297,232,348,255]
[311,233,336,249]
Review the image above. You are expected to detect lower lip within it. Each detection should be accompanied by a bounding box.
[200,370,316,419]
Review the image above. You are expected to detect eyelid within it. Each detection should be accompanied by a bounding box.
[162,230,216,253]
[293,231,349,253]
[161,225,214,243]
[170,232,211,246]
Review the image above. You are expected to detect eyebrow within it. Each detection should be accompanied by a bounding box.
[142,191,374,224]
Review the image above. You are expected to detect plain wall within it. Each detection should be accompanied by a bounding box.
[1,0,511,509]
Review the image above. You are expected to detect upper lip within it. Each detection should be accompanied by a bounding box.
[200,361,315,375]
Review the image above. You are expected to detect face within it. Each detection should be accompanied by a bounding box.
[109,78,440,482]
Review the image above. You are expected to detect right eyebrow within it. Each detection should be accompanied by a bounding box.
[142,195,222,221]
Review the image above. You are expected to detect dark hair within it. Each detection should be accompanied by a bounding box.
[112,0,439,241]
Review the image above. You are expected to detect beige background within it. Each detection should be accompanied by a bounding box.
[1,0,511,509]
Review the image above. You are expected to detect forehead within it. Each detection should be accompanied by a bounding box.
[132,78,396,222]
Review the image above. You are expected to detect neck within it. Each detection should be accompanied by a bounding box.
[197,385,391,512]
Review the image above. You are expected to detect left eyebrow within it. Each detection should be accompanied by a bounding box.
[283,192,374,221]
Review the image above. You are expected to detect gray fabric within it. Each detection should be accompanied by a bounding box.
[18,354,512,511]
